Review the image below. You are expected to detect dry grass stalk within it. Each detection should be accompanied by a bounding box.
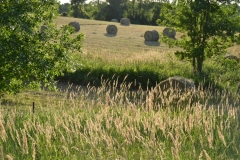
[217,126,226,147]
[163,27,176,39]
[144,30,159,41]
[120,18,130,26]
[203,149,211,160]
[106,25,118,34]
[68,21,80,32]
[207,132,214,149]
[0,146,3,160]
[1,78,240,159]
[0,120,7,142]
[22,129,28,154]
[5,155,13,160]
[32,143,36,160]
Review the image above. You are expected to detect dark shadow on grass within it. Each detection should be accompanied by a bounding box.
[104,33,117,37]
[144,41,160,46]
[55,66,240,110]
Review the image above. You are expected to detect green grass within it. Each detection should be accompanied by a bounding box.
[0,16,240,159]
[54,16,240,92]
[0,82,240,159]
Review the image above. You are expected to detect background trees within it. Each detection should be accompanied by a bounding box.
[158,0,240,75]
[71,0,90,18]
[0,0,84,95]
[58,2,71,15]
[60,0,163,25]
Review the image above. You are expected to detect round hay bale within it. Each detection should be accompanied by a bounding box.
[41,25,48,32]
[120,18,130,26]
[68,21,80,32]
[111,19,118,22]
[106,25,118,34]
[144,30,159,41]
[159,76,195,92]
[163,27,176,38]
[224,53,240,63]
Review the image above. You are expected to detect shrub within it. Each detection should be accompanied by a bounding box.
[61,12,68,17]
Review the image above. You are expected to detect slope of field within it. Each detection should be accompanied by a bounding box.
[54,16,182,63]
[54,16,240,62]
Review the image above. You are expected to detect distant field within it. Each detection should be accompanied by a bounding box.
[54,16,240,63]
[54,17,183,64]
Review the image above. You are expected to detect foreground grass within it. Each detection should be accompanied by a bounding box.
[0,82,240,159]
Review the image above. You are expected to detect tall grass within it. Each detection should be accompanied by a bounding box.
[0,81,239,159]
[1,16,239,159]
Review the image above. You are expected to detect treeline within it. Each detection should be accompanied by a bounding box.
[59,0,165,25]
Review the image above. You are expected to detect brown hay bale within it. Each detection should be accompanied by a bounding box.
[151,76,196,109]
[120,18,130,26]
[41,25,48,32]
[144,30,159,41]
[106,25,118,34]
[224,53,240,63]
[163,27,176,39]
[68,21,80,32]
[159,76,195,92]
[111,19,118,22]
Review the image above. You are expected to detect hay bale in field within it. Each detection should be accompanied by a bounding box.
[111,19,118,22]
[224,53,240,63]
[68,21,80,32]
[41,25,48,32]
[158,76,195,92]
[163,27,176,39]
[120,18,130,26]
[106,25,118,34]
[144,30,159,41]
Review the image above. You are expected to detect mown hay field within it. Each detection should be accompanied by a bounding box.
[54,16,240,64]
[54,17,182,64]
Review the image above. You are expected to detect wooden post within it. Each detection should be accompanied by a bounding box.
[32,102,35,114]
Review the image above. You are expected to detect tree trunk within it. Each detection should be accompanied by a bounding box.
[132,0,135,17]
[196,46,204,75]
[192,56,197,74]
[197,55,203,75]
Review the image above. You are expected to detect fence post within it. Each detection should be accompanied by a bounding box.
[32,102,35,114]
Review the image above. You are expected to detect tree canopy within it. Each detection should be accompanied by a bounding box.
[0,0,84,96]
[158,0,240,75]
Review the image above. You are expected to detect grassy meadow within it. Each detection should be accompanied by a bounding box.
[0,16,240,159]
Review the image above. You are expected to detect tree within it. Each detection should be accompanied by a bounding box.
[59,3,71,14]
[105,0,128,20]
[158,0,240,75]
[71,0,89,18]
[0,0,84,96]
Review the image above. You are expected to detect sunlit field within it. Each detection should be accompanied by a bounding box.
[1,80,240,159]
[0,16,240,159]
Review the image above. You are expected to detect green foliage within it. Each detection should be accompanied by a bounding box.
[57,54,193,90]
[0,0,84,95]
[158,0,240,75]
[83,0,163,25]
[89,1,109,20]
[61,12,68,16]
[102,0,128,21]
[58,3,71,14]
[71,0,91,18]
[204,56,240,93]
[57,51,240,93]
